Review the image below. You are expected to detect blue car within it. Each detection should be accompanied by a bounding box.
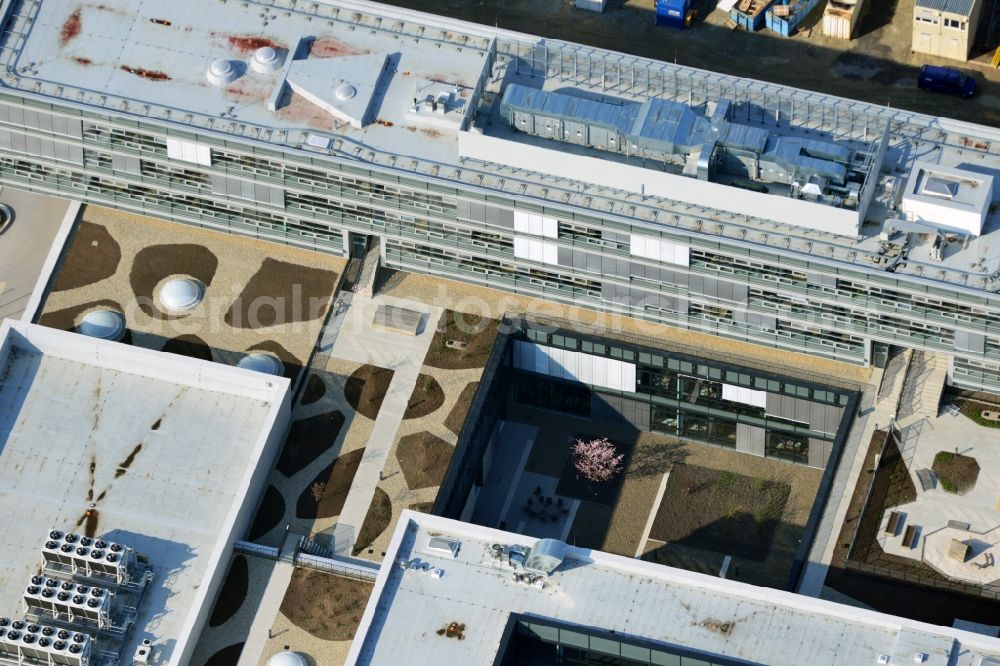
[917,65,976,98]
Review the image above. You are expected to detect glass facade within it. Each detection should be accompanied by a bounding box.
[496,617,743,666]
[514,325,855,468]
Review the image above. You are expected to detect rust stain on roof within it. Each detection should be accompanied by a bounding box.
[224,83,269,103]
[72,56,93,66]
[120,65,171,81]
[309,37,360,58]
[60,8,82,47]
[228,35,283,53]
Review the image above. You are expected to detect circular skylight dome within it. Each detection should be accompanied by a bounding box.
[335,83,357,101]
[251,46,283,73]
[266,653,307,666]
[238,353,283,376]
[159,278,204,312]
[206,59,240,86]
[78,310,126,342]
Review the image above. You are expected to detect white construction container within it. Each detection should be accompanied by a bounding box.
[576,0,608,11]
[823,0,865,39]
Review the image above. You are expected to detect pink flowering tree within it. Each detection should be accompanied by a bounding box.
[570,437,624,484]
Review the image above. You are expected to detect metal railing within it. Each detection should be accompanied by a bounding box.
[295,553,380,582]
[233,540,280,560]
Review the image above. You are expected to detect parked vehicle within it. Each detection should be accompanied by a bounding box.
[917,65,976,98]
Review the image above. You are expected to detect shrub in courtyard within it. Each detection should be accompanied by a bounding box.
[570,437,625,484]
[932,450,980,495]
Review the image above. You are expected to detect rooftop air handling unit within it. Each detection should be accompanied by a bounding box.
[24,577,112,628]
[41,531,135,584]
[0,618,93,666]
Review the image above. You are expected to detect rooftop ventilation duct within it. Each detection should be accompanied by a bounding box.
[77,309,126,341]
[158,278,204,312]
[250,47,284,73]
[206,59,241,86]
[237,353,283,376]
[524,539,568,575]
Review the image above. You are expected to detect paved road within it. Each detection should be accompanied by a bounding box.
[381,0,1000,127]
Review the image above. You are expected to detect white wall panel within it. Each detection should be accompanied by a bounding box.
[513,210,559,238]
[513,341,636,393]
[167,137,212,166]
[513,236,559,266]
[629,234,690,267]
[722,384,768,408]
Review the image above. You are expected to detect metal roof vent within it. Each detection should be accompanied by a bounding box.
[237,353,283,376]
[335,83,357,101]
[206,59,240,86]
[158,278,204,312]
[78,310,125,341]
[267,652,308,666]
[251,46,283,73]
[425,536,461,559]
[524,539,568,575]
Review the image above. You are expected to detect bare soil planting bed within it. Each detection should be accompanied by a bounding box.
[353,487,392,555]
[301,374,326,406]
[650,464,789,562]
[280,570,373,641]
[203,643,243,666]
[225,258,336,328]
[162,334,213,362]
[208,555,248,627]
[444,381,478,435]
[275,410,346,477]
[424,310,499,370]
[246,485,285,542]
[344,364,394,420]
[397,431,454,490]
[296,449,365,520]
[51,221,121,292]
[403,374,445,419]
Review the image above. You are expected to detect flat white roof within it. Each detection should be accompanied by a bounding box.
[347,511,1000,666]
[0,319,288,665]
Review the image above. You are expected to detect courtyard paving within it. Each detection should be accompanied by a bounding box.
[879,407,1000,575]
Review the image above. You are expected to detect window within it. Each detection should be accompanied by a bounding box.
[944,17,964,28]
[766,431,809,464]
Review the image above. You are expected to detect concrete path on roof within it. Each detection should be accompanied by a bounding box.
[235,533,300,666]
[798,362,892,597]
[0,187,71,322]
[328,292,443,552]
